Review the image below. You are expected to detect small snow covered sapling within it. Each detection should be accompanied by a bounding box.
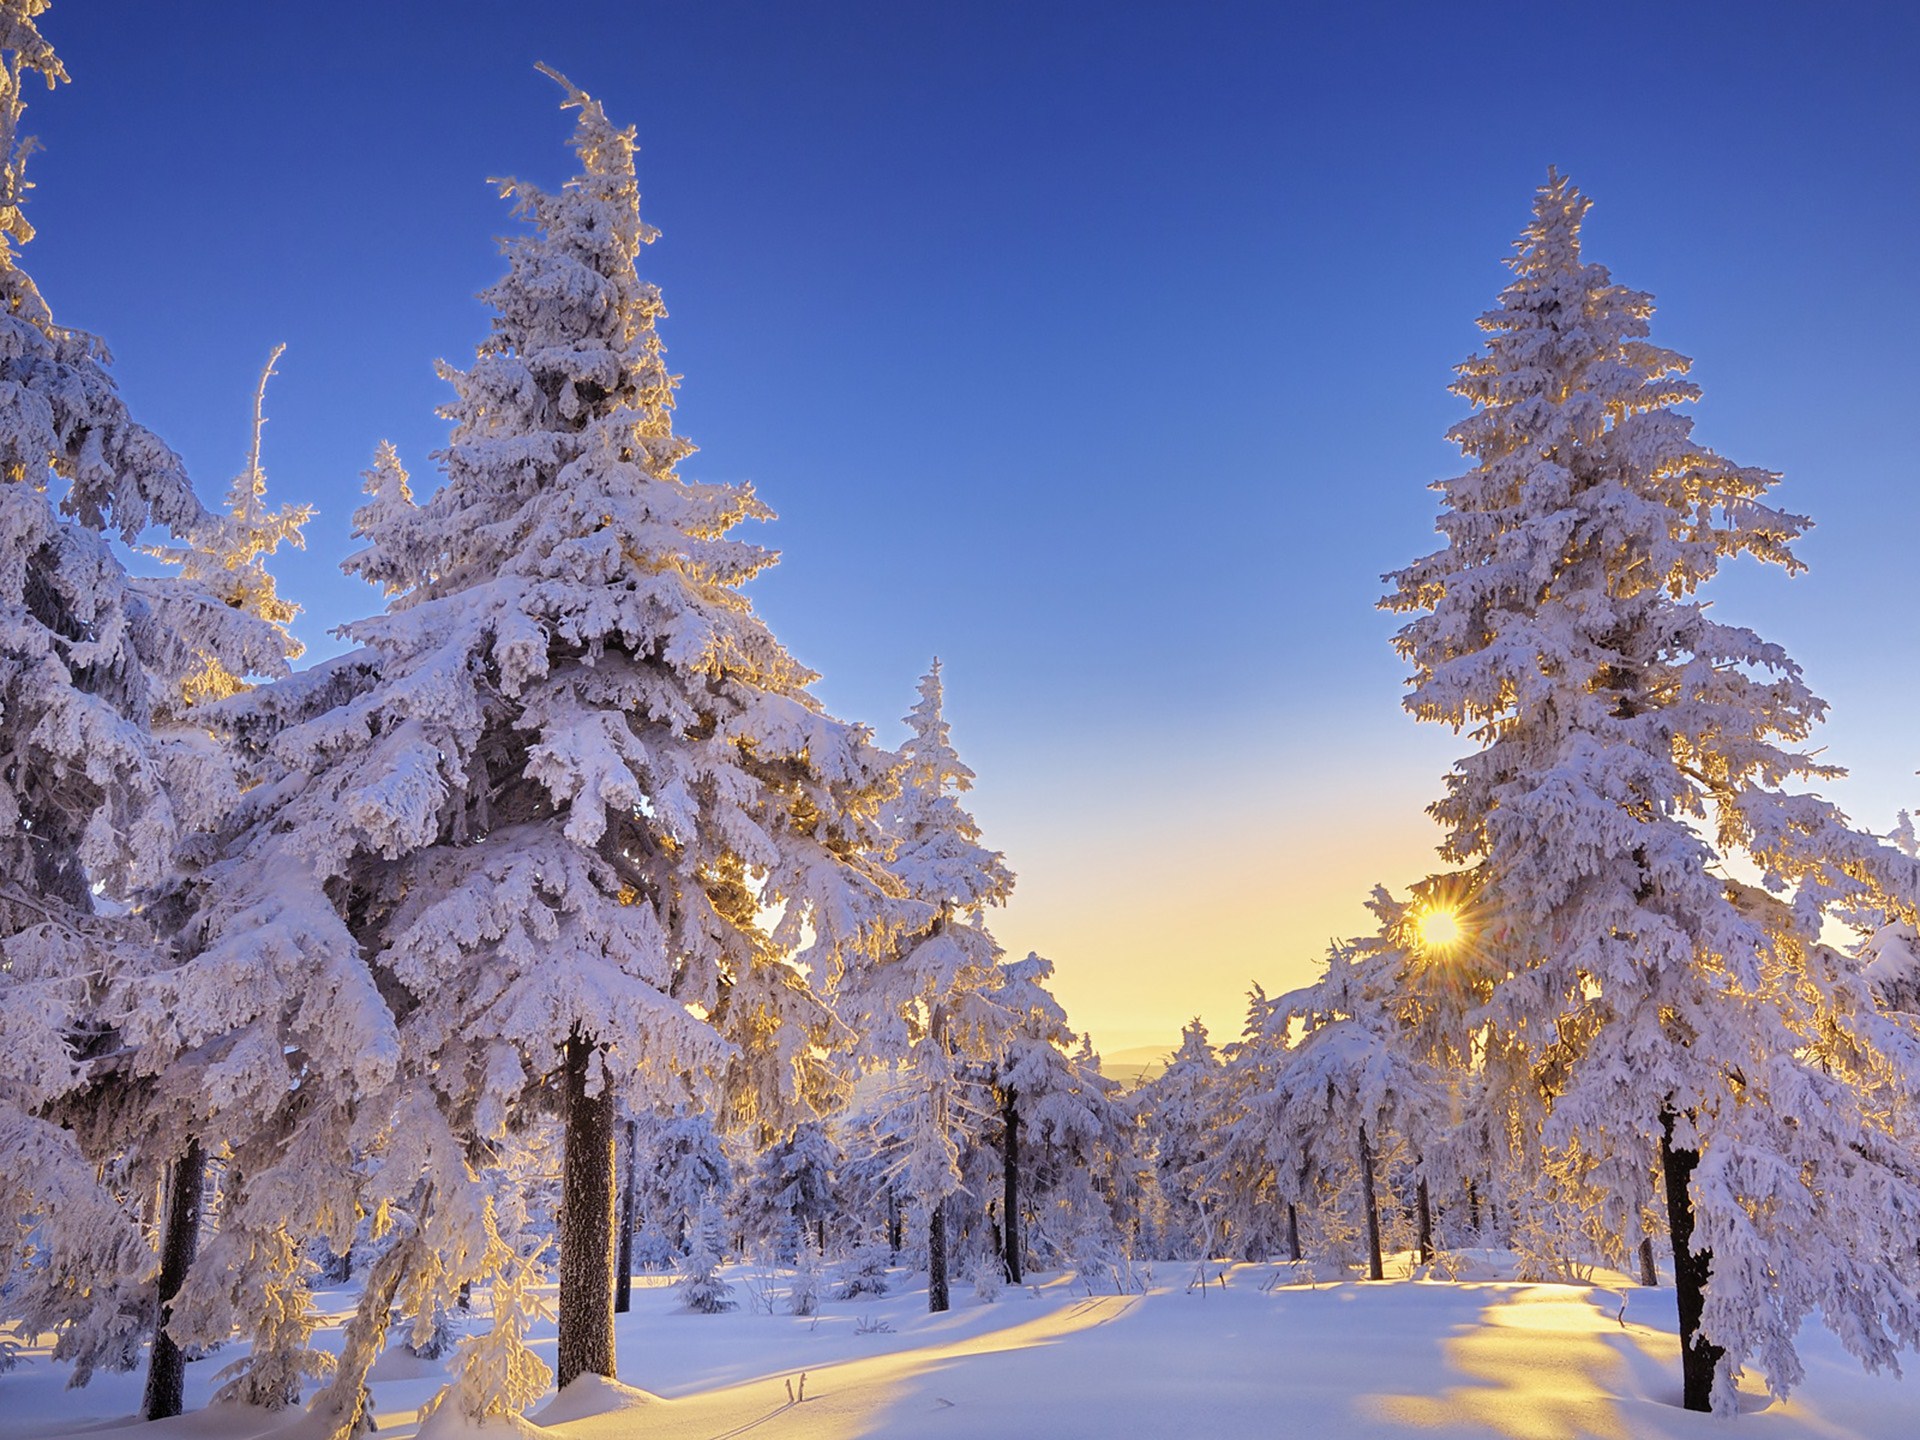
[676,1203,737,1315]
[788,1233,825,1317]
[969,1251,1003,1302]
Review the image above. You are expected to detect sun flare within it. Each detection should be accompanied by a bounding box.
[1417,906,1465,952]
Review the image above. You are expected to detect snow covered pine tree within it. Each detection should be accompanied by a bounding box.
[1384,171,1920,1412]
[848,662,1012,1312]
[986,951,1076,1283]
[278,68,900,1418]
[0,3,291,1413]
[125,346,311,1420]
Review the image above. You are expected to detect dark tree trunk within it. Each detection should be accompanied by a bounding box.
[888,1189,903,1256]
[1357,1122,1383,1281]
[1415,1177,1433,1266]
[1638,1235,1658,1288]
[615,1117,639,1314]
[557,1032,616,1389]
[1467,1178,1480,1236]
[1001,1087,1022,1283]
[1661,1108,1722,1412]
[1286,1202,1301,1263]
[928,1201,949,1313]
[141,1137,204,1421]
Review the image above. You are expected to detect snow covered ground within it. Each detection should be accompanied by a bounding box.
[6,1255,1920,1439]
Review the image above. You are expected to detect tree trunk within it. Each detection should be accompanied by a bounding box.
[141,1137,205,1421]
[1415,1177,1433,1266]
[1660,1108,1722,1412]
[888,1188,902,1256]
[615,1117,639,1314]
[1638,1235,1658,1287]
[1001,1086,1022,1283]
[1286,1202,1301,1263]
[1357,1121,1384,1281]
[928,1201,949,1313]
[557,1031,616,1389]
[1467,1178,1480,1236]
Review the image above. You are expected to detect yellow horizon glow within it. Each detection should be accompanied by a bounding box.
[982,755,1458,1054]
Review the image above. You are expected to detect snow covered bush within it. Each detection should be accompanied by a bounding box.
[969,1250,1003,1302]
[834,1243,893,1301]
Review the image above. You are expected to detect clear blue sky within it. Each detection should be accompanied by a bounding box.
[30,2,1920,1051]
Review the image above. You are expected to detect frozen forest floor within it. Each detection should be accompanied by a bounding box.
[7,1253,1920,1439]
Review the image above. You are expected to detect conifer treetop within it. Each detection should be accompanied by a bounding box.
[0,0,64,298]
[886,659,1012,917]
[147,344,311,709]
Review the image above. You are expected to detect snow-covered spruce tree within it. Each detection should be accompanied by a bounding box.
[736,1118,840,1262]
[1344,876,1505,1268]
[986,1009,1134,1280]
[309,71,899,1408]
[146,345,311,720]
[835,1074,914,1255]
[1034,1033,1135,1280]
[1354,870,1548,1260]
[832,1241,892,1300]
[0,4,290,1403]
[1861,815,1920,1015]
[1220,939,1449,1280]
[1130,1019,1223,1259]
[844,661,1011,1312]
[1383,172,1920,1411]
[1193,992,1296,1263]
[125,633,393,1422]
[628,1104,733,1269]
[787,1228,825,1316]
[120,346,312,1420]
[985,951,1076,1282]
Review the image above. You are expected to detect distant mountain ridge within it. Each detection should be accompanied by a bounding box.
[1099,1043,1174,1090]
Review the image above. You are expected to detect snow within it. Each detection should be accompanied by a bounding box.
[8,1259,1920,1439]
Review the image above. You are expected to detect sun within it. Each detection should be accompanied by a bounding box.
[1416,906,1465,952]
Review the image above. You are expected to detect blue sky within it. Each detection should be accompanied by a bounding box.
[30,2,1920,1051]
